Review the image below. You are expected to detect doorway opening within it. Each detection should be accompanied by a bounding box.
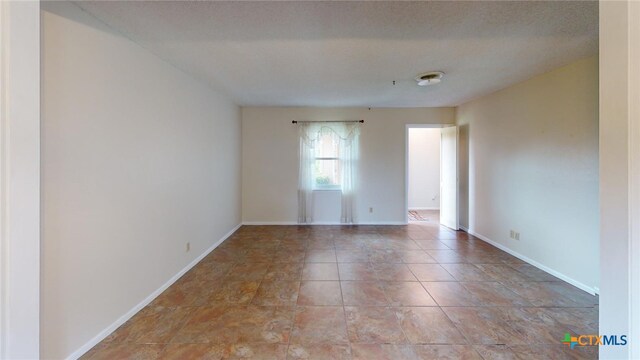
[407,127,441,224]
[406,125,458,229]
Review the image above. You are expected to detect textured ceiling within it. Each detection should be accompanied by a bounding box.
[73,1,598,107]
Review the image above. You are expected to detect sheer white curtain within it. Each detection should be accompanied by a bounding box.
[298,123,316,223]
[338,123,359,223]
[298,122,360,224]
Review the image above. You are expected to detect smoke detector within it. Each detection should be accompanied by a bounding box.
[415,71,444,86]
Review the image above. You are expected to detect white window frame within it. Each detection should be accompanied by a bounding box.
[312,134,342,190]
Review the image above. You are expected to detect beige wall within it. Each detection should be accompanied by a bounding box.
[630,2,640,356]
[242,107,454,224]
[41,3,241,359]
[456,56,599,293]
[408,128,441,210]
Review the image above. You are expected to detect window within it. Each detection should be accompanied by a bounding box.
[314,130,341,189]
[298,121,360,223]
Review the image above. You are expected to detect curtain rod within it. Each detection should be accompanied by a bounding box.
[291,120,364,124]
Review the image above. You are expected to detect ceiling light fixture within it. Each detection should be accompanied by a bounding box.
[415,71,444,86]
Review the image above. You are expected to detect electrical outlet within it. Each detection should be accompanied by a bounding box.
[186,242,191,252]
[510,230,515,239]
[515,232,520,241]
[369,207,373,213]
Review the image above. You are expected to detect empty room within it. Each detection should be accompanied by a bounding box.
[1,1,638,359]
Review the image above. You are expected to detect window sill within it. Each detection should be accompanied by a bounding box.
[313,188,342,192]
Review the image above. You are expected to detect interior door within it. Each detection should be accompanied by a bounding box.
[440,126,458,230]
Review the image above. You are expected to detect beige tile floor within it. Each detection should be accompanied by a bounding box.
[82,224,599,359]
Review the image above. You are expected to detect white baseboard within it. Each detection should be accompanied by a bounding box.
[408,207,440,211]
[241,221,298,225]
[66,223,242,360]
[356,221,408,225]
[242,221,408,226]
[300,222,346,225]
[464,228,597,296]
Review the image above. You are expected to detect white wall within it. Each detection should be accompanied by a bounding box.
[41,3,241,359]
[408,128,440,210]
[0,1,41,358]
[312,190,342,224]
[457,56,599,293]
[242,107,454,224]
[599,2,638,358]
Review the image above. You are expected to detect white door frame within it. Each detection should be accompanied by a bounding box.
[0,1,41,358]
[404,124,453,225]
[438,125,459,231]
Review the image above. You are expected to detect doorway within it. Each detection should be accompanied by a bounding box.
[407,127,441,224]
[406,125,458,229]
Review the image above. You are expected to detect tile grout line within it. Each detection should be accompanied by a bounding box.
[335,240,354,359]
[279,231,301,360]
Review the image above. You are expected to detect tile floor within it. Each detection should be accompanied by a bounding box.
[82,224,599,359]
